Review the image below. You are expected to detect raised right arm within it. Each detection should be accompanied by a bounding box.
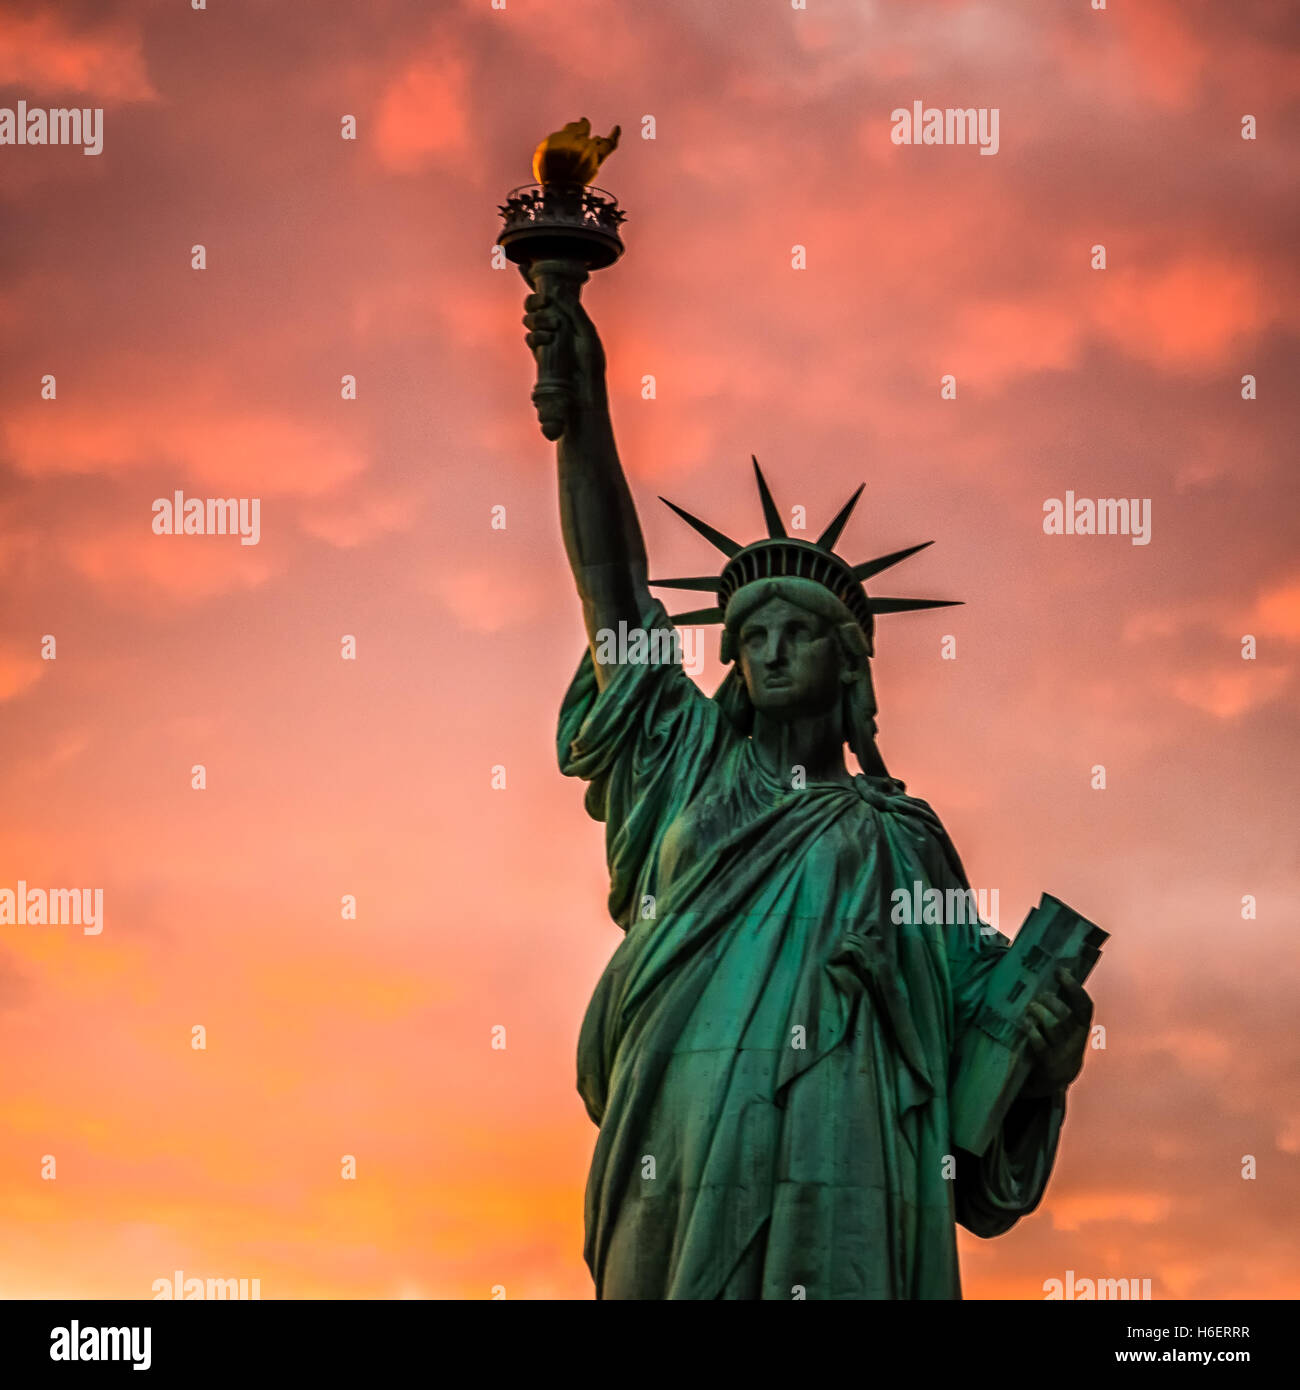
[522,274,652,687]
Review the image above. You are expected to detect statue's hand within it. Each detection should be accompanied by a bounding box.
[520,269,606,414]
[1018,967,1092,1099]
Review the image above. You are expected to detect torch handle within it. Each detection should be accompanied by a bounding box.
[528,258,589,441]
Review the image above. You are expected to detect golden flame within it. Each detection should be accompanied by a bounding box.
[532,118,620,186]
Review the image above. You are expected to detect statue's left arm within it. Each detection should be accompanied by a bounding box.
[948,954,1093,1235]
[915,817,1092,1236]
[1017,966,1092,1099]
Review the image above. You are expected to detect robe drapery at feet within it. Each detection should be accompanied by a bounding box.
[558,604,1065,1300]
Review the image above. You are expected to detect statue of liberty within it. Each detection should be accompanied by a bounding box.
[511,131,1096,1302]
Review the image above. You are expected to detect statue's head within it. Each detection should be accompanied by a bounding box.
[729,582,866,721]
[715,576,884,773]
[655,458,961,776]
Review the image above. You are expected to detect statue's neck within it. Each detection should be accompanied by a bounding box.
[751,706,853,788]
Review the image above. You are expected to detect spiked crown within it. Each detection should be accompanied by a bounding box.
[653,458,960,658]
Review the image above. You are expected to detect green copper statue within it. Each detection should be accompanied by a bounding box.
[506,126,1098,1299]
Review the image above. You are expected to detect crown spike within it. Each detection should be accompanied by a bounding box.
[649,575,724,592]
[669,607,726,625]
[851,541,934,581]
[751,456,786,539]
[867,597,963,614]
[815,483,865,551]
[659,497,741,557]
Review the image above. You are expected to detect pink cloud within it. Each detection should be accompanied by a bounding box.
[425,561,546,634]
[61,520,277,605]
[1047,1189,1176,1232]
[1170,664,1292,720]
[1092,257,1269,370]
[1254,579,1300,641]
[0,12,156,101]
[0,644,45,701]
[300,487,419,549]
[374,51,472,175]
[5,400,367,498]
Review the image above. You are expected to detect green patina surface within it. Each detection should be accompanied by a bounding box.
[559,605,1065,1301]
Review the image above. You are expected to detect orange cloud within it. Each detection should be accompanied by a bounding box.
[0,12,156,100]
[1254,579,1300,642]
[300,486,420,549]
[1048,1189,1176,1232]
[5,400,367,497]
[0,644,44,701]
[1092,257,1268,369]
[374,50,472,175]
[1170,664,1292,720]
[1113,1,1212,111]
[61,520,277,604]
[425,561,545,633]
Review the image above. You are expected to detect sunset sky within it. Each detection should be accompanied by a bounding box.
[0,0,1296,1299]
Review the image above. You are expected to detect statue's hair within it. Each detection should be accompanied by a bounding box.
[711,578,890,778]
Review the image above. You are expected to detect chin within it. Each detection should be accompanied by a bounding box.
[753,691,810,717]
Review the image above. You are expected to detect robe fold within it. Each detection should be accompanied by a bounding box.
[558,604,1064,1300]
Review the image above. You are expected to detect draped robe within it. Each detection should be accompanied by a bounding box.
[558,606,1065,1299]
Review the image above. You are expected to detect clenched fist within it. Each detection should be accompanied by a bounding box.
[519,263,607,435]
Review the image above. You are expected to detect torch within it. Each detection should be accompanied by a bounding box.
[497,119,625,440]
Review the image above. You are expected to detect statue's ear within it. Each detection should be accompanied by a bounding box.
[838,621,870,662]
[720,630,736,664]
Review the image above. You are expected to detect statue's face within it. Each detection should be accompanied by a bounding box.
[737,596,843,719]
